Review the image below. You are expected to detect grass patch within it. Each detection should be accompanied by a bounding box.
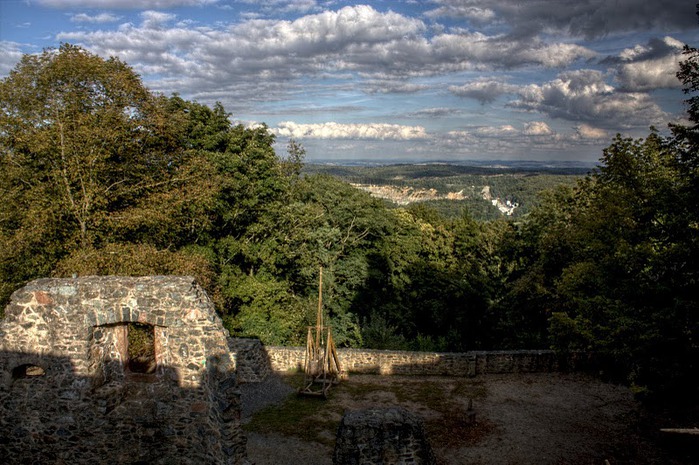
[244,375,495,451]
[244,391,338,444]
[244,374,345,445]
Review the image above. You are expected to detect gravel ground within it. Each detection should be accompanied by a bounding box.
[240,374,295,421]
[240,374,334,465]
[239,373,694,465]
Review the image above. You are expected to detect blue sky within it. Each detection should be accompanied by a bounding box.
[1,0,698,163]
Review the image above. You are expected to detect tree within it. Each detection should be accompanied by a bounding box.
[495,43,699,407]
[0,45,201,306]
[0,45,290,318]
[509,131,696,403]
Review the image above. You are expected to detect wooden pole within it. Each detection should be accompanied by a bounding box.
[316,266,323,349]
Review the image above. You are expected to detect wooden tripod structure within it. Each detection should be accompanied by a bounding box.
[299,267,343,398]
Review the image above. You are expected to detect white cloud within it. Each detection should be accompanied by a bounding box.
[474,125,518,136]
[71,13,121,23]
[574,124,608,140]
[431,33,595,69]
[274,121,428,140]
[611,36,685,91]
[38,0,217,7]
[140,11,177,29]
[617,55,683,91]
[523,121,552,136]
[509,69,667,127]
[449,79,518,103]
[237,0,318,15]
[0,42,25,77]
[56,4,596,102]
[440,120,609,160]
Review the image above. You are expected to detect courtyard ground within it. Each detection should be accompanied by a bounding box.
[240,372,695,465]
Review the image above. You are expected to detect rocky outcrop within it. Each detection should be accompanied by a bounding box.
[351,183,466,205]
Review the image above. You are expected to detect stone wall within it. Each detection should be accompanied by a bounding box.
[256,345,581,377]
[228,337,271,383]
[0,276,248,465]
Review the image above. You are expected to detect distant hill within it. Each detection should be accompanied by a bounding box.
[303,162,590,220]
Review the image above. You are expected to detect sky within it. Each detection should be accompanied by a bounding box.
[1,0,698,163]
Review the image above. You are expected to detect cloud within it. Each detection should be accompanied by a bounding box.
[237,0,319,15]
[407,108,461,118]
[364,81,428,94]
[574,123,608,140]
[71,13,121,24]
[425,0,695,39]
[440,120,609,159]
[0,42,25,77]
[509,69,667,127]
[449,79,518,103]
[425,5,496,23]
[431,33,595,69]
[274,121,428,140]
[140,11,177,28]
[38,0,217,7]
[56,4,596,103]
[607,36,685,91]
[523,121,552,136]
[473,124,518,137]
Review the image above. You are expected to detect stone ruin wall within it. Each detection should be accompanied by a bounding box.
[0,276,248,465]
[333,407,437,465]
[228,337,271,383]
[234,340,589,382]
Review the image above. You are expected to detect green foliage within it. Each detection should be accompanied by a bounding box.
[0,45,191,304]
[127,322,155,359]
[504,132,699,403]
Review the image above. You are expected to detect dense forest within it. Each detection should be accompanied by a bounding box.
[303,163,586,220]
[0,44,697,409]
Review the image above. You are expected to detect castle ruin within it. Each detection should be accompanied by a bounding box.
[0,276,248,464]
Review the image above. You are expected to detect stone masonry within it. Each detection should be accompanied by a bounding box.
[256,345,583,377]
[228,337,271,383]
[0,276,248,465]
[333,407,437,465]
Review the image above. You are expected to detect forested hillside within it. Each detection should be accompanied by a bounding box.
[303,163,586,220]
[1,44,697,409]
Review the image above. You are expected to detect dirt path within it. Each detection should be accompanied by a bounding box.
[241,373,691,465]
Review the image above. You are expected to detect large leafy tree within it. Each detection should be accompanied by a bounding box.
[0,45,292,316]
[549,134,696,395]
[0,45,203,304]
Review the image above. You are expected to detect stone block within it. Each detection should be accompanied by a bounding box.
[333,407,436,465]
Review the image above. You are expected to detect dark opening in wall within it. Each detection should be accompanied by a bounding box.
[12,364,46,379]
[127,322,156,374]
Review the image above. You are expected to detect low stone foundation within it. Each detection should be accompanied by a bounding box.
[333,407,437,465]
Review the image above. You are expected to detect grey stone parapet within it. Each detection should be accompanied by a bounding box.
[237,343,587,379]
